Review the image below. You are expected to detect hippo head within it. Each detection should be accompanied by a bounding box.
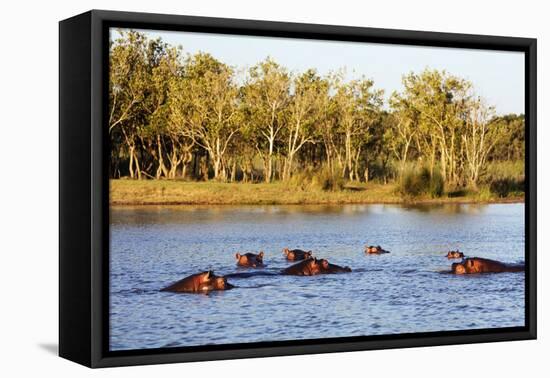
[452,262,466,274]
[199,275,234,291]
[236,252,264,267]
[447,250,464,259]
[308,258,322,275]
[235,253,246,265]
[211,276,234,290]
[256,251,264,264]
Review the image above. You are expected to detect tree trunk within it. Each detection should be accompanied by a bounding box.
[156,135,168,179]
[265,138,274,183]
[129,146,135,179]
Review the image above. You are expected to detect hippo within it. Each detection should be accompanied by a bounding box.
[365,245,390,254]
[446,250,464,259]
[282,257,323,276]
[451,257,525,275]
[235,252,265,267]
[283,248,313,261]
[160,271,234,293]
[318,259,352,274]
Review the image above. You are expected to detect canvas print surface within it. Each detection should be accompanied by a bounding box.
[108,27,526,351]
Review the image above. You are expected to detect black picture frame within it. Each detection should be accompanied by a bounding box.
[59,9,537,368]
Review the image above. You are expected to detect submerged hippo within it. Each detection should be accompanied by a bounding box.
[318,259,352,274]
[282,257,323,276]
[160,271,234,293]
[235,252,265,267]
[446,250,464,259]
[451,257,525,275]
[283,248,313,261]
[365,245,390,254]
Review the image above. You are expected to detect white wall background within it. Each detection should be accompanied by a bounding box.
[0,0,546,376]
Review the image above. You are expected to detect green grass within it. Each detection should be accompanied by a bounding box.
[110,179,524,206]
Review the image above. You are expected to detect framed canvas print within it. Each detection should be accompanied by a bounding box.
[59,10,537,368]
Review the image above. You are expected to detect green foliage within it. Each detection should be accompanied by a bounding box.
[483,160,524,183]
[489,115,525,162]
[398,165,444,198]
[428,169,445,198]
[482,161,524,198]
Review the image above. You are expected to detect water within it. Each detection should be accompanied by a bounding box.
[109,203,525,351]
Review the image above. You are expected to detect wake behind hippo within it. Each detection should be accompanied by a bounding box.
[160,271,234,293]
[451,257,525,275]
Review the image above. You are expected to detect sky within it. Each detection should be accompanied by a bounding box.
[111,28,525,115]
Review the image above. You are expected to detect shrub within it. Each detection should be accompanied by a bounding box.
[313,166,345,191]
[489,178,524,198]
[398,166,444,198]
[287,166,345,192]
[287,168,311,191]
[400,168,424,197]
[475,186,493,201]
[483,160,524,184]
[483,160,525,198]
[428,169,445,198]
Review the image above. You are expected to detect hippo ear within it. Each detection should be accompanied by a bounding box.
[322,260,329,268]
[205,271,212,279]
[259,251,264,258]
[235,253,241,260]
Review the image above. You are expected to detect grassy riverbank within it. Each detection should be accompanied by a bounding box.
[110,180,524,206]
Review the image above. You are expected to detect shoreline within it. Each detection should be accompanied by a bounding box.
[110,199,525,207]
[109,180,524,207]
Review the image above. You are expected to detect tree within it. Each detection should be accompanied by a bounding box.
[388,94,419,177]
[144,42,183,179]
[395,69,471,185]
[282,69,326,181]
[165,69,198,179]
[333,76,383,181]
[180,53,240,180]
[242,58,290,182]
[489,114,525,161]
[462,97,498,187]
[109,30,150,179]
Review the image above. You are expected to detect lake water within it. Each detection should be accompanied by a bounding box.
[109,203,525,351]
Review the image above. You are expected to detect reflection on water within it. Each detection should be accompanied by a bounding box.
[109,203,525,351]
